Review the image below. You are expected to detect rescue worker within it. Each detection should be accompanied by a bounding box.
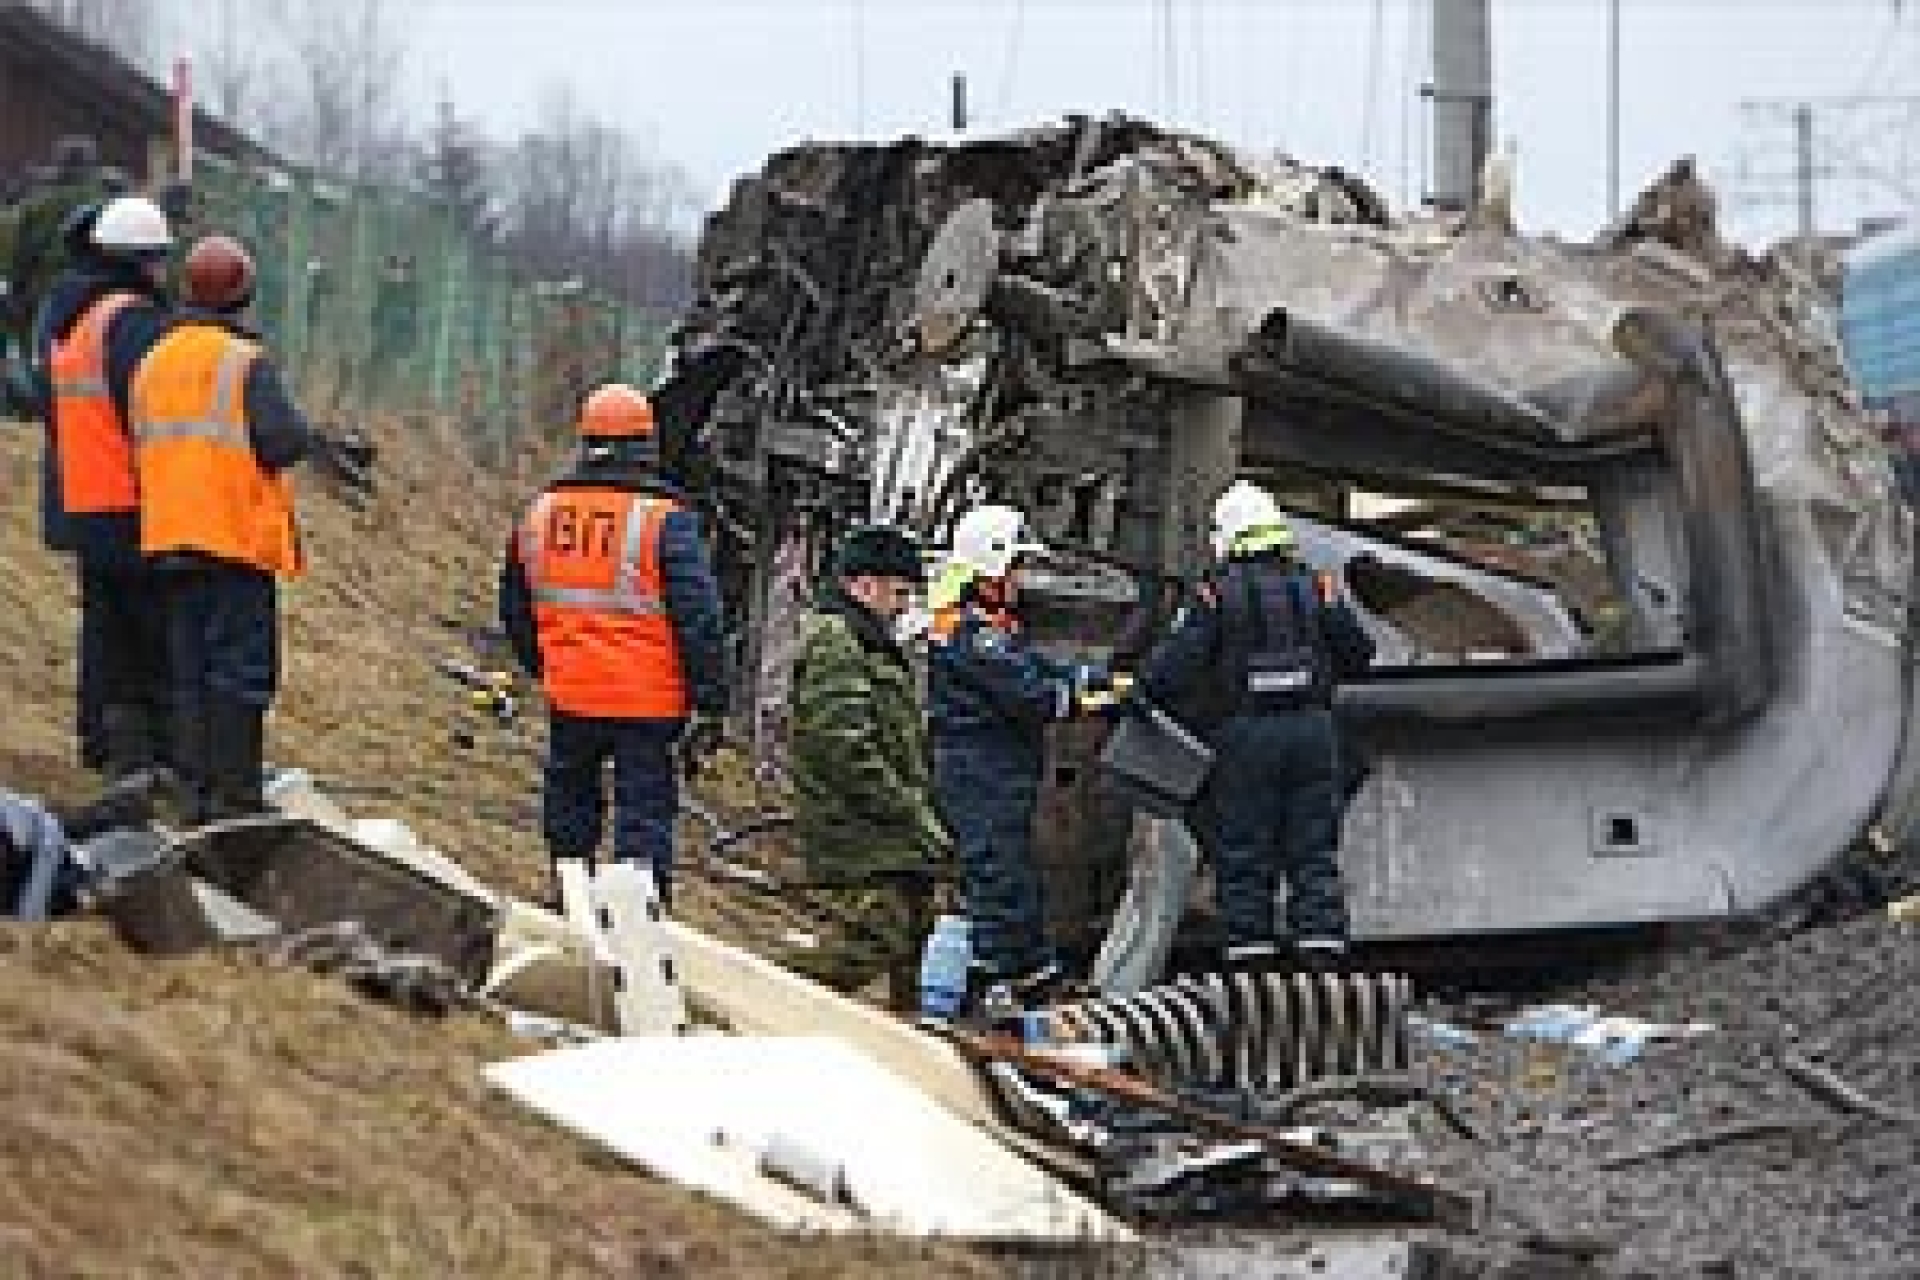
[499,384,727,906]
[34,195,175,778]
[788,523,950,1001]
[1137,481,1375,970]
[928,504,1107,1006]
[131,234,317,822]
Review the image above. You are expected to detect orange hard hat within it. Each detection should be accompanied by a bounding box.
[578,383,655,438]
[182,234,256,311]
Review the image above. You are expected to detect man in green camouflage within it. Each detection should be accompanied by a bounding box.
[786,524,951,1002]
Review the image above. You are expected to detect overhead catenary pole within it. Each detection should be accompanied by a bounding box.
[1424,0,1492,211]
[1793,102,1816,243]
[1730,95,1920,244]
[851,0,868,134]
[1607,0,1620,219]
[951,72,968,133]
[173,54,192,183]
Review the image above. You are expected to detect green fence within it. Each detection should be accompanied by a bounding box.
[186,157,668,445]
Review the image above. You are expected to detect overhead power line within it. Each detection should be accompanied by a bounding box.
[1361,0,1386,175]
[994,0,1026,123]
[1161,0,1180,122]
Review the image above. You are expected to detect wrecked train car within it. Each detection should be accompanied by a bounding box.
[656,115,1918,945]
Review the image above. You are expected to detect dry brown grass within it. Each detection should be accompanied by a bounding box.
[0,417,993,1278]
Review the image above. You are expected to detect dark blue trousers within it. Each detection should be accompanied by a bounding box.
[160,562,279,708]
[934,737,1051,978]
[542,713,684,897]
[1195,708,1349,947]
[77,554,170,766]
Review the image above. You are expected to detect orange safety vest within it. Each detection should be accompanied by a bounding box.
[519,488,689,719]
[131,324,303,577]
[49,290,141,513]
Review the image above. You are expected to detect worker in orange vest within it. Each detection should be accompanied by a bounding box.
[33,195,175,778]
[499,385,728,905]
[130,235,317,822]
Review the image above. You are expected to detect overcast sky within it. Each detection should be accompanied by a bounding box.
[342,1,1917,243]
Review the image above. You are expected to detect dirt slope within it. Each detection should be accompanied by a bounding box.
[0,416,987,1278]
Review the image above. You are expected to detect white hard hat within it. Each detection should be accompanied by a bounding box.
[1210,480,1290,559]
[948,503,1044,579]
[90,195,172,255]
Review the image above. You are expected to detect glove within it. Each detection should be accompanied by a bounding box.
[1076,671,1135,716]
[678,712,726,780]
[1,357,48,422]
[313,426,378,500]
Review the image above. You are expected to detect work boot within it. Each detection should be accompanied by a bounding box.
[204,698,267,821]
[100,703,163,782]
[1223,940,1286,973]
[61,766,176,840]
[169,697,211,825]
[1292,937,1351,973]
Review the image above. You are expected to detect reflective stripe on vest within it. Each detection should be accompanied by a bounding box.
[132,325,303,577]
[520,490,688,719]
[522,493,668,615]
[50,291,140,513]
[133,345,253,450]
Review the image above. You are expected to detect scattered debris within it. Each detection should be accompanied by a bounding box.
[951,1027,1479,1229]
[259,920,476,1017]
[1593,1115,1828,1171]
[1778,1050,1920,1128]
[1502,1002,1716,1065]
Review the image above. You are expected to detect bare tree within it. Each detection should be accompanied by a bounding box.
[416,93,497,235]
[261,0,408,181]
[496,86,697,312]
[197,0,278,133]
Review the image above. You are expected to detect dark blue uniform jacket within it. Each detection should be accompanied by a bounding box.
[1139,550,1376,723]
[928,602,1079,764]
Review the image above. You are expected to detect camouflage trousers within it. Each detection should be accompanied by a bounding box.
[777,880,936,1009]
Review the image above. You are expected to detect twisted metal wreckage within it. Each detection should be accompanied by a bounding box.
[651,114,1920,950]
[45,116,1920,1248]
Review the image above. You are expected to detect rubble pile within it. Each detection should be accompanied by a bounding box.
[1411,914,1920,1276]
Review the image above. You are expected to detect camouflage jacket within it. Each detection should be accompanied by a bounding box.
[790,586,949,884]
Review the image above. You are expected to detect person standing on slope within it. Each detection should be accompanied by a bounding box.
[500,384,727,906]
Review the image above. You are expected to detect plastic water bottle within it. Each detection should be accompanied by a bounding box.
[918,914,972,1022]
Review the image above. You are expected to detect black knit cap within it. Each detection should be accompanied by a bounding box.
[834,524,926,584]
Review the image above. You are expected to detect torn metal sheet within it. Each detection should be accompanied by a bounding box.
[96,816,497,982]
[484,1036,1130,1242]
[661,116,1918,945]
